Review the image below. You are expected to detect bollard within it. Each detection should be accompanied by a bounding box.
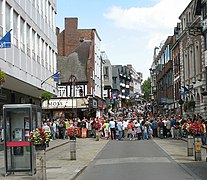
[35,146,47,180]
[194,137,202,161]
[70,139,76,160]
[95,130,99,141]
[160,127,163,139]
[187,135,194,156]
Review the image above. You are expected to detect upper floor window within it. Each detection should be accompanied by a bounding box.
[5,3,11,32]
[26,24,31,56]
[202,3,207,19]
[0,0,3,37]
[13,10,18,47]
[20,18,25,51]
[104,66,109,80]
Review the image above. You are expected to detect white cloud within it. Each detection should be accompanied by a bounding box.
[103,0,191,80]
[104,0,191,48]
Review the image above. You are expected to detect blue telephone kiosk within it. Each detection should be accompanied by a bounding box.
[3,104,42,176]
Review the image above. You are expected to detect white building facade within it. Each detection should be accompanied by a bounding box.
[0,0,57,107]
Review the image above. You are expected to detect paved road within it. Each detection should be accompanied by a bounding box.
[76,139,200,180]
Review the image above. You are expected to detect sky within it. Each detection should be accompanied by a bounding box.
[56,0,191,80]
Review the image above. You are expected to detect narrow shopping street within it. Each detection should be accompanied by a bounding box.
[76,138,207,180]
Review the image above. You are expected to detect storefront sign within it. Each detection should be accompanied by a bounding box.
[42,98,88,109]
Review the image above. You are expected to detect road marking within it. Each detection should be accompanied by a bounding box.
[94,157,171,166]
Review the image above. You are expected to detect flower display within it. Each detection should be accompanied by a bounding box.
[188,121,204,136]
[66,127,79,138]
[29,127,50,145]
[182,122,191,133]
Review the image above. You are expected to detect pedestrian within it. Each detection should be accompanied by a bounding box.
[171,116,176,139]
[151,118,158,137]
[103,120,110,139]
[174,118,180,139]
[123,118,128,140]
[127,120,134,140]
[109,118,116,140]
[143,121,149,140]
[201,120,206,145]
[117,119,123,140]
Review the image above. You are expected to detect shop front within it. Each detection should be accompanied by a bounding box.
[42,98,89,120]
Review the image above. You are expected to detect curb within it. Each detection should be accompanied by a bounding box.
[153,139,202,180]
[46,141,69,152]
[70,166,87,180]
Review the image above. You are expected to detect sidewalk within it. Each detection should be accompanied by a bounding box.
[153,138,207,180]
[1,138,207,179]
[0,138,108,180]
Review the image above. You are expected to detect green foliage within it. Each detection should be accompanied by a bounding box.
[0,69,6,84]
[40,91,52,102]
[142,77,151,101]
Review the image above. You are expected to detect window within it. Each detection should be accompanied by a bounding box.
[0,0,3,37]
[41,39,44,65]
[104,66,109,80]
[45,0,47,22]
[58,86,67,97]
[37,35,40,63]
[45,43,48,68]
[20,18,25,51]
[5,3,11,32]
[13,11,18,47]
[32,30,36,60]
[26,24,31,56]
[204,31,207,50]
[202,3,207,19]
[49,47,51,71]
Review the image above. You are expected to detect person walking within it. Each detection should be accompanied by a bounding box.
[117,119,123,141]
[103,120,110,139]
[109,118,116,140]
[127,120,134,141]
[123,118,128,140]
[151,118,158,137]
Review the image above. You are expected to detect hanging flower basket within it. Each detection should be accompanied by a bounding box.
[66,127,79,140]
[29,127,51,149]
[188,121,204,137]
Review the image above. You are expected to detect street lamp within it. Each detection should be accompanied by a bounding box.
[68,75,77,119]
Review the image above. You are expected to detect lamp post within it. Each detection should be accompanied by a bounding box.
[68,75,77,120]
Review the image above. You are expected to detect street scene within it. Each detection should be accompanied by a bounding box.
[1,137,207,180]
[1,0,207,180]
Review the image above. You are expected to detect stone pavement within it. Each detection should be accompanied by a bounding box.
[153,138,207,180]
[0,138,207,179]
[0,138,108,180]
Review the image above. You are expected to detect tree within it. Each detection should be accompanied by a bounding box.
[0,69,6,85]
[142,77,151,101]
[40,91,52,102]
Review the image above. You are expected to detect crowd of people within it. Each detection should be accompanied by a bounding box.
[42,107,207,145]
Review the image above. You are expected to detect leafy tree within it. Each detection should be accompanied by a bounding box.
[142,77,151,101]
[40,91,52,102]
[0,69,6,85]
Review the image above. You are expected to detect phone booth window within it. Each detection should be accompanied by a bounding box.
[4,108,30,170]
[0,115,3,142]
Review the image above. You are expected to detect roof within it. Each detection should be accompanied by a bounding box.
[57,41,91,83]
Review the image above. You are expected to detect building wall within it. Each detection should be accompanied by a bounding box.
[179,0,205,116]
[0,0,57,98]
